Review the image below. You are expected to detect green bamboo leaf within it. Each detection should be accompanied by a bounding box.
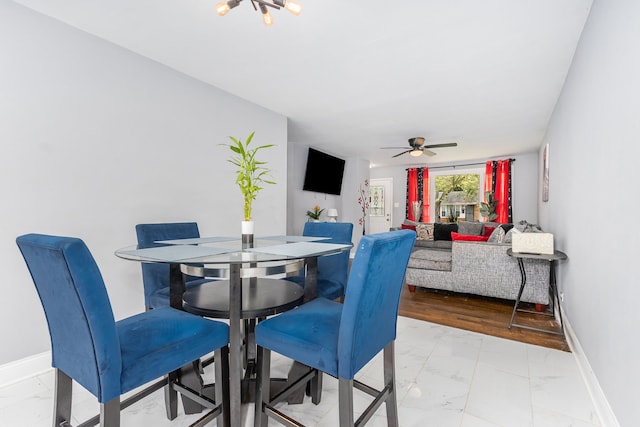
[219,132,277,221]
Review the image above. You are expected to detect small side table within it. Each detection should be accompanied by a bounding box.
[507,249,568,335]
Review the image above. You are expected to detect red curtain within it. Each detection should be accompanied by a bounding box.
[407,168,418,221]
[422,168,430,222]
[494,159,510,223]
[484,161,493,198]
[485,159,511,223]
[406,167,430,222]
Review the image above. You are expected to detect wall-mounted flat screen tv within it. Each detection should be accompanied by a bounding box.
[302,148,345,196]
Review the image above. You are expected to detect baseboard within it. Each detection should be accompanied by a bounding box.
[565,319,620,427]
[0,351,52,388]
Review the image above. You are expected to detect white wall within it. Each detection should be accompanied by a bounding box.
[0,2,288,365]
[371,152,539,228]
[539,1,638,425]
[287,143,369,247]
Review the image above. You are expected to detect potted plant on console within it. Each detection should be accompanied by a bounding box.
[306,205,324,222]
[480,191,498,222]
[220,132,275,241]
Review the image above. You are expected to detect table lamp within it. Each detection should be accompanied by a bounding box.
[327,208,338,222]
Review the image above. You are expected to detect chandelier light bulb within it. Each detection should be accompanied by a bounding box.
[215,1,231,16]
[262,12,274,26]
[260,5,274,27]
[284,0,302,16]
[410,150,423,157]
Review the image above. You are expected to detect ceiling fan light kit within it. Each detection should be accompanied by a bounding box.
[409,137,425,147]
[382,137,458,158]
[216,0,302,26]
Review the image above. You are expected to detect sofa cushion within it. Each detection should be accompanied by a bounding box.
[457,221,484,236]
[487,227,505,243]
[408,249,452,271]
[434,223,458,241]
[482,226,496,238]
[504,227,521,244]
[487,224,514,243]
[451,232,489,242]
[501,223,515,233]
[401,223,416,232]
[413,240,453,249]
[415,223,434,240]
[482,222,501,230]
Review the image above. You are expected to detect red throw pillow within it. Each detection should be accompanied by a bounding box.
[483,226,496,238]
[451,232,490,242]
[401,223,417,231]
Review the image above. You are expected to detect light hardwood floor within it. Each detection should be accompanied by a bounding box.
[398,285,570,352]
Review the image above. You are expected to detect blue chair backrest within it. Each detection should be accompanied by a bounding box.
[337,230,416,379]
[302,222,353,291]
[135,222,200,307]
[16,234,121,402]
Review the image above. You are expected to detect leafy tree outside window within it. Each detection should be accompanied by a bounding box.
[435,174,480,221]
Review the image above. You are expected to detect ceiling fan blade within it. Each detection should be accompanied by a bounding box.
[392,149,412,158]
[423,142,458,149]
[380,147,410,149]
[423,149,437,157]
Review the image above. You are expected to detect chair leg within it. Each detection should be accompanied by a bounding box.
[215,346,231,427]
[309,371,323,404]
[164,370,178,420]
[338,378,354,427]
[245,318,257,369]
[254,346,271,427]
[99,397,120,427]
[383,342,399,427]
[179,360,205,414]
[53,369,72,427]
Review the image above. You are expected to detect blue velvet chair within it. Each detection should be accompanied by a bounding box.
[135,222,215,309]
[254,230,416,427]
[16,234,230,427]
[284,222,353,300]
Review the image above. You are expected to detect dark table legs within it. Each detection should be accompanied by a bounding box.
[509,258,564,336]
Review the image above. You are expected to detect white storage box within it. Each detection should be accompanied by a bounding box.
[511,233,554,255]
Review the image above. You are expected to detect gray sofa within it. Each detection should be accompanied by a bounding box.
[405,225,551,305]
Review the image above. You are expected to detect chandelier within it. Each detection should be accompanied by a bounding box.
[216,0,302,27]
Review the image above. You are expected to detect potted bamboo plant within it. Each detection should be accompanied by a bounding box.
[220,132,275,236]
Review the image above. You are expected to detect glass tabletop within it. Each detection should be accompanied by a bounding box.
[115,236,351,265]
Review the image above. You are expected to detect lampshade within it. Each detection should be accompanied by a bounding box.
[327,209,338,222]
[410,149,423,157]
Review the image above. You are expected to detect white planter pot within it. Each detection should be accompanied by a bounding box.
[241,220,254,235]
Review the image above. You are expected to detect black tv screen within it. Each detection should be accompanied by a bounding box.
[302,148,345,195]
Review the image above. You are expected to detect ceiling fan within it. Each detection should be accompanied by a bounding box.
[381,137,458,158]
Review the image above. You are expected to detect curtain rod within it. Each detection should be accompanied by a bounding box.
[406,158,516,171]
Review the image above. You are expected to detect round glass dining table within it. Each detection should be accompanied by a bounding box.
[116,235,351,427]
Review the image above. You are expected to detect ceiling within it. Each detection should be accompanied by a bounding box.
[13,0,592,168]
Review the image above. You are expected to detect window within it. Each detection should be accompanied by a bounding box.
[433,173,481,222]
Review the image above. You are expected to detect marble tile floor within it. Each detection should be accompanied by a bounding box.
[0,316,601,427]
